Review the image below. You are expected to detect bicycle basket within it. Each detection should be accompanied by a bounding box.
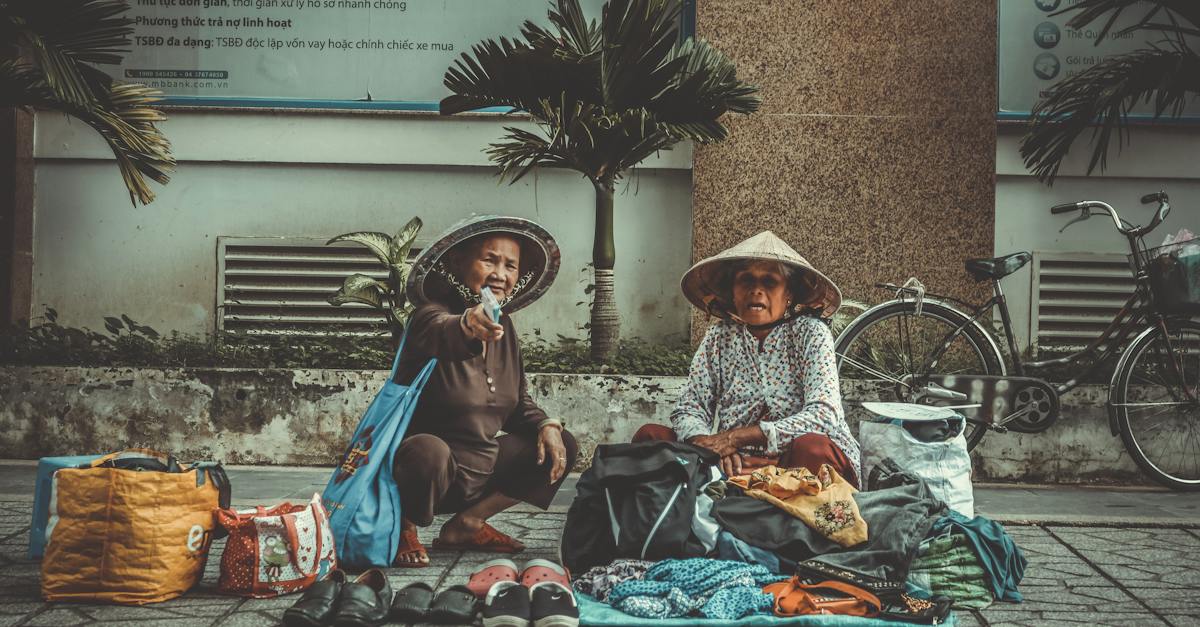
[1130,237,1200,315]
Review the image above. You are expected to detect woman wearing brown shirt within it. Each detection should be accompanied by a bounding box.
[390,216,577,567]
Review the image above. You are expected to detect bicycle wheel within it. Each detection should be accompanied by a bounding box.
[835,301,1005,451]
[1111,319,1200,491]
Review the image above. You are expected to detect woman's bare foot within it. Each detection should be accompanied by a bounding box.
[395,519,430,567]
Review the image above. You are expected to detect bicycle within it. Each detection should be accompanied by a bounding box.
[834,192,1200,491]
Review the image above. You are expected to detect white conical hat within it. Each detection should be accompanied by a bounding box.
[681,231,843,320]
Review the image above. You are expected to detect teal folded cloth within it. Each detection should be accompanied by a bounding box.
[578,592,958,626]
[910,534,994,609]
[606,558,786,620]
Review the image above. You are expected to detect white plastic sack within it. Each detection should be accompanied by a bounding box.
[858,402,974,518]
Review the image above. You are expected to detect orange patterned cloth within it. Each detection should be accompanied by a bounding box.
[729,464,867,547]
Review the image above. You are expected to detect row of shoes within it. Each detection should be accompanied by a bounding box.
[282,569,475,627]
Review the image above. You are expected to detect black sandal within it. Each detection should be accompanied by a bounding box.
[283,570,346,627]
[428,584,479,624]
[390,581,434,623]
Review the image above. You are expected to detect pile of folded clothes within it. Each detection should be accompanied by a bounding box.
[560,441,1027,626]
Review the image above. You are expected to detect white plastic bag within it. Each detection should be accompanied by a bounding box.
[858,402,974,518]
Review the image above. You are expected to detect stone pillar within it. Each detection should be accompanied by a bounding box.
[691,2,997,338]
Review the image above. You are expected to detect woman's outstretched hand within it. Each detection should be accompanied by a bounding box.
[537,424,568,484]
[461,303,504,342]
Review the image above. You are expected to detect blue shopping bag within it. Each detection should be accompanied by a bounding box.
[322,327,436,568]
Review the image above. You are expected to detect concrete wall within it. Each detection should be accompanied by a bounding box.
[688,2,998,340]
[31,110,693,342]
[995,125,1200,349]
[0,365,1163,485]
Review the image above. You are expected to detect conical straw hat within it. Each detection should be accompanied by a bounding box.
[681,231,842,320]
[406,215,560,314]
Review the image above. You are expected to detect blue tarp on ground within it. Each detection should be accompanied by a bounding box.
[578,593,956,626]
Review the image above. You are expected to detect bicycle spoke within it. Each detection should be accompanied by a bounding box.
[837,354,909,388]
[1117,322,1200,487]
[837,304,998,451]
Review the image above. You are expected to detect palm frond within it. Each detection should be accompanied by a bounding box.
[1020,45,1200,183]
[0,59,52,108]
[599,0,686,111]
[489,127,561,183]
[1061,0,1200,41]
[4,0,135,107]
[1,59,173,205]
[523,0,601,60]
[650,38,760,143]
[440,36,600,115]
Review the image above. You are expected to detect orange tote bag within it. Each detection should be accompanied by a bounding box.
[41,450,231,605]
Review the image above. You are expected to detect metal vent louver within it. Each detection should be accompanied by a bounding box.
[1030,252,1134,354]
[218,237,419,336]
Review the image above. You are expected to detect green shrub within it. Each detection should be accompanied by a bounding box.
[1,310,692,375]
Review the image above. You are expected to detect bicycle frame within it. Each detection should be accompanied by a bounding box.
[904,239,1191,399]
[914,283,1150,396]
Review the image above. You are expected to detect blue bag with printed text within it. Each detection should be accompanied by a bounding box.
[322,327,436,568]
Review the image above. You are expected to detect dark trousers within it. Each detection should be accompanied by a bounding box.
[632,424,858,488]
[393,429,578,527]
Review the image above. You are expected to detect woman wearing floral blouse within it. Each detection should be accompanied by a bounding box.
[634,231,860,486]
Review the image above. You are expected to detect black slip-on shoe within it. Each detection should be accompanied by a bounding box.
[480,581,528,627]
[332,569,393,627]
[390,581,434,623]
[428,584,479,624]
[530,581,579,627]
[283,569,346,627]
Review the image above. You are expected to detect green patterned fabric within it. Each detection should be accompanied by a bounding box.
[909,534,994,610]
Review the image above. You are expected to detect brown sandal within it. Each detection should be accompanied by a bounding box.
[432,522,525,553]
[394,528,430,568]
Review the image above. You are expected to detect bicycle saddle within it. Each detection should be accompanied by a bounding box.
[964,252,1031,282]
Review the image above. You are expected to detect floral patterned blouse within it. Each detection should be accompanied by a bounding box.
[670,316,860,470]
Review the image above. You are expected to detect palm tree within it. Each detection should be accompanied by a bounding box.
[440,0,760,363]
[1020,0,1200,183]
[1,0,174,205]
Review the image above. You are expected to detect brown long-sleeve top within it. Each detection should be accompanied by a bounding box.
[393,299,559,500]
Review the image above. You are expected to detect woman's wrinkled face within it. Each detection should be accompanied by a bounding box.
[459,235,521,299]
[732,261,792,326]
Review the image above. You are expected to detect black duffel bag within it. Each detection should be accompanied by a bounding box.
[562,440,718,573]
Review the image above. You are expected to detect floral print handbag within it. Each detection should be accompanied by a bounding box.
[216,493,337,598]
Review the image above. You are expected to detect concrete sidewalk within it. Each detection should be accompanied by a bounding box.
[0,463,1197,627]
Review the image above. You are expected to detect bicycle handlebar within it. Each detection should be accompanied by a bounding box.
[1048,192,1170,237]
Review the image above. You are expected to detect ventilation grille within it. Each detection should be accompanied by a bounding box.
[1031,252,1134,354]
[218,237,420,337]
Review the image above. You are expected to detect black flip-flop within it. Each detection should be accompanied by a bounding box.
[390,581,434,623]
[427,584,479,624]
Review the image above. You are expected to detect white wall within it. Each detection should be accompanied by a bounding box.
[995,124,1200,349]
[31,110,694,342]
